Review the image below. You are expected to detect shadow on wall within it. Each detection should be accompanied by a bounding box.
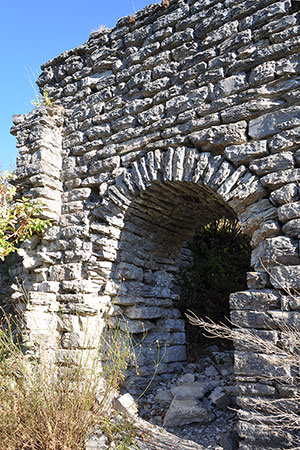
[175,218,252,362]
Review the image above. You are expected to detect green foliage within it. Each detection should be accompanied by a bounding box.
[0,172,50,260]
[178,218,251,356]
[31,89,52,107]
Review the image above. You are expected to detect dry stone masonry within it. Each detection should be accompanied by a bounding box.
[8,0,300,447]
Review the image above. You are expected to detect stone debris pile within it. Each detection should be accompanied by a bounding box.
[137,345,238,449]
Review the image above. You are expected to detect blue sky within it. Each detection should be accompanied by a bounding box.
[0,0,154,171]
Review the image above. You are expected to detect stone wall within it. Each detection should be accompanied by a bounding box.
[9,0,300,447]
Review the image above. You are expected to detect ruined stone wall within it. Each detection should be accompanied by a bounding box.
[9,0,300,447]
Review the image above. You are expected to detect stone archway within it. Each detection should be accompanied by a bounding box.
[96,149,257,375]
[92,147,271,374]
[87,145,292,445]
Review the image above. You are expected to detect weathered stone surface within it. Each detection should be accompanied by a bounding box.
[250,220,281,247]
[170,382,214,400]
[214,73,247,99]
[115,393,138,416]
[234,351,291,378]
[268,125,300,153]
[163,398,215,427]
[249,106,300,139]
[269,265,300,290]
[260,169,300,189]
[224,142,268,167]
[239,199,277,234]
[230,290,280,311]
[270,183,299,205]
[189,121,247,151]
[278,201,300,223]
[209,387,230,410]
[255,236,300,266]
[282,218,300,238]
[249,152,294,176]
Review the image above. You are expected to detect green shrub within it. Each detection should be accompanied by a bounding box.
[0,171,49,260]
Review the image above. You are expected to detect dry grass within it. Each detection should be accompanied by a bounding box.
[0,311,138,450]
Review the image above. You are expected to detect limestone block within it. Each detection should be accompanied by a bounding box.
[163,398,214,427]
[229,290,280,311]
[237,383,276,396]
[108,317,154,334]
[161,28,194,50]
[249,106,300,139]
[238,199,277,234]
[171,382,214,400]
[115,393,138,416]
[282,218,300,238]
[281,295,300,311]
[278,201,300,223]
[249,61,276,85]
[125,306,161,320]
[203,20,239,48]
[32,281,60,293]
[261,168,300,189]
[117,263,143,282]
[250,220,281,247]
[239,2,289,31]
[268,125,300,153]
[152,5,190,32]
[192,152,211,182]
[189,121,247,151]
[62,188,91,202]
[209,387,230,410]
[137,104,165,127]
[270,183,299,205]
[217,165,247,198]
[231,181,268,216]
[183,148,199,181]
[28,291,57,306]
[161,345,186,363]
[49,263,82,281]
[203,155,222,185]
[269,265,300,290]
[234,351,291,378]
[85,432,108,450]
[224,141,268,167]
[154,389,172,406]
[214,73,247,99]
[249,152,294,176]
[172,146,185,181]
[254,236,299,266]
[24,308,58,348]
[221,98,285,125]
[209,160,234,189]
[161,319,185,332]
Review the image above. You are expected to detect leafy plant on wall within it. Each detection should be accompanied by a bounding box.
[0,172,50,260]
